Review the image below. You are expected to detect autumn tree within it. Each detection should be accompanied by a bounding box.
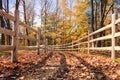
[59,0,73,43]
[5,0,11,45]
[41,0,89,45]
[89,0,116,47]
[39,0,56,44]
[0,0,5,45]
[21,0,36,46]
[68,0,89,42]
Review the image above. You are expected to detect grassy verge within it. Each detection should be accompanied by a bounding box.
[115,58,120,63]
[0,51,11,56]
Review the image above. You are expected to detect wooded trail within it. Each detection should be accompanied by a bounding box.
[0,51,120,80]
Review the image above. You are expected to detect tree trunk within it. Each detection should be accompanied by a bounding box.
[6,0,11,45]
[23,0,30,46]
[97,0,107,47]
[0,0,5,45]
[90,0,95,32]
[91,0,97,47]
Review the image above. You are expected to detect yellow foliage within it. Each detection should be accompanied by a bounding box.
[104,16,111,25]
[71,35,77,40]
[50,32,57,38]
[60,0,67,8]
[39,0,90,44]
[56,38,61,44]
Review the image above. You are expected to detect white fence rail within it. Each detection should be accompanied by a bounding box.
[51,13,120,61]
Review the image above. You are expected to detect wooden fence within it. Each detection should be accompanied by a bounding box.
[0,9,120,62]
[52,13,120,61]
[0,9,44,63]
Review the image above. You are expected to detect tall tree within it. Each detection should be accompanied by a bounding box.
[0,0,5,45]
[5,0,11,45]
[22,0,30,46]
[22,0,36,46]
[39,0,53,43]
[73,0,89,39]
[89,0,115,47]
[90,0,94,32]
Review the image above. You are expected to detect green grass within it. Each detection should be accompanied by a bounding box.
[0,51,10,56]
[80,49,86,53]
[115,58,120,63]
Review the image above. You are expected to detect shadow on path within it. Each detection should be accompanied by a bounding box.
[5,52,53,80]
[51,52,69,79]
[90,50,120,58]
[68,52,110,80]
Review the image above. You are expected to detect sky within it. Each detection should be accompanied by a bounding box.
[8,0,75,27]
[8,0,61,27]
[8,0,120,25]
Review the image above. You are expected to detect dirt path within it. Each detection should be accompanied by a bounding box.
[19,52,120,80]
[0,51,120,80]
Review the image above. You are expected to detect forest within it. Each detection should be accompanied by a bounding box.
[0,0,119,46]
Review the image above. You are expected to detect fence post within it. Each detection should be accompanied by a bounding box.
[53,39,55,51]
[44,37,46,53]
[88,30,90,54]
[111,13,116,61]
[65,44,67,51]
[72,41,73,52]
[46,39,48,52]
[37,27,40,55]
[53,44,54,51]
[44,38,47,53]
[11,9,19,63]
[78,40,80,53]
[63,44,65,51]
[92,36,94,47]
